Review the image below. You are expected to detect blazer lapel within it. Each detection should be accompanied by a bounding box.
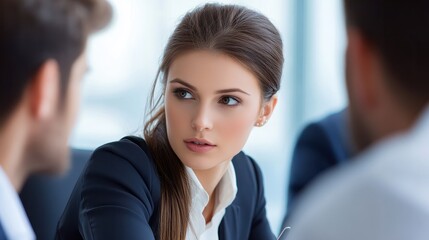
[218,205,240,240]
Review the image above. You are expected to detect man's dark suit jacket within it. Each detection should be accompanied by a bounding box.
[56,136,275,240]
[282,109,354,227]
[0,222,6,240]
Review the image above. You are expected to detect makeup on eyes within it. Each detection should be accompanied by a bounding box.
[172,87,242,107]
[172,88,194,99]
[218,96,241,106]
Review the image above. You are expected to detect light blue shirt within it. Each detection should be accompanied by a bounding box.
[0,167,35,240]
[288,105,429,240]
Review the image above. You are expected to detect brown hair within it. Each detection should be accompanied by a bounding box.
[144,3,283,239]
[344,0,429,112]
[0,0,112,125]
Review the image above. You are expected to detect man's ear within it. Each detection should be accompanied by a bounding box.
[28,59,60,120]
[255,95,278,127]
[346,28,379,111]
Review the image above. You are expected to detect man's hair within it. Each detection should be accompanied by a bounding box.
[0,0,112,125]
[344,0,429,111]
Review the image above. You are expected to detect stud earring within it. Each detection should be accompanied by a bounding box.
[255,118,265,127]
[255,117,268,127]
[262,118,268,126]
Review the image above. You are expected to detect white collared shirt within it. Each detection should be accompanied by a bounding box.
[0,167,35,240]
[185,162,238,240]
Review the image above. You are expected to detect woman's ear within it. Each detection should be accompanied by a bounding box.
[28,59,60,120]
[255,95,278,127]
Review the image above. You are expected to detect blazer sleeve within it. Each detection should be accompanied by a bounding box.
[0,222,7,240]
[287,123,339,207]
[248,156,276,240]
[78,140,160,240]
[287,109,350,218]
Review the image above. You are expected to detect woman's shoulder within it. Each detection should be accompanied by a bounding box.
[85,136,160,191]
[92,136,154,166]
[76,136,161,233]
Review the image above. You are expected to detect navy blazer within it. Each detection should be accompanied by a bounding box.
[282,109,354,227]
[56,136,275,240]
[0,222,6,240]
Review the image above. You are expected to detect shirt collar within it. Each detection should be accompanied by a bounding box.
[0,166,35,240]
[213,162,238,212]
[185,162,238,238]
[186,162,238,210]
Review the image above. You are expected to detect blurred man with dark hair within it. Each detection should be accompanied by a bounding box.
[286,1,429,239]
[0,0,111,239]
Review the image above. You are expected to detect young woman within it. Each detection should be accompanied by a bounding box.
[57,3,283,240]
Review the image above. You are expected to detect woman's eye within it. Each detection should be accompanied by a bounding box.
[219,96,240,106]
[174,89,193,99]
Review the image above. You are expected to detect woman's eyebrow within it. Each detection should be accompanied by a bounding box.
[216,88,250,95]
[170,78,250,95]
[169,78,196,91]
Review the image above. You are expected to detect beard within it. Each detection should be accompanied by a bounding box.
[25,116,71,176]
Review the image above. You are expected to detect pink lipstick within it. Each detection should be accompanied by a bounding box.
[184,138,216,153]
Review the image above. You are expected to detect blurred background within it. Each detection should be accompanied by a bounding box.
[69,0,347,232]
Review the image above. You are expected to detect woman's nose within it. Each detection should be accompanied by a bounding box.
[191,104,213,132]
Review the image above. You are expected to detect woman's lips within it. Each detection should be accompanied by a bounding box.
[184,138,216,153]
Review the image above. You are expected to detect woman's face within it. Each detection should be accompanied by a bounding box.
[165,50,271,175]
